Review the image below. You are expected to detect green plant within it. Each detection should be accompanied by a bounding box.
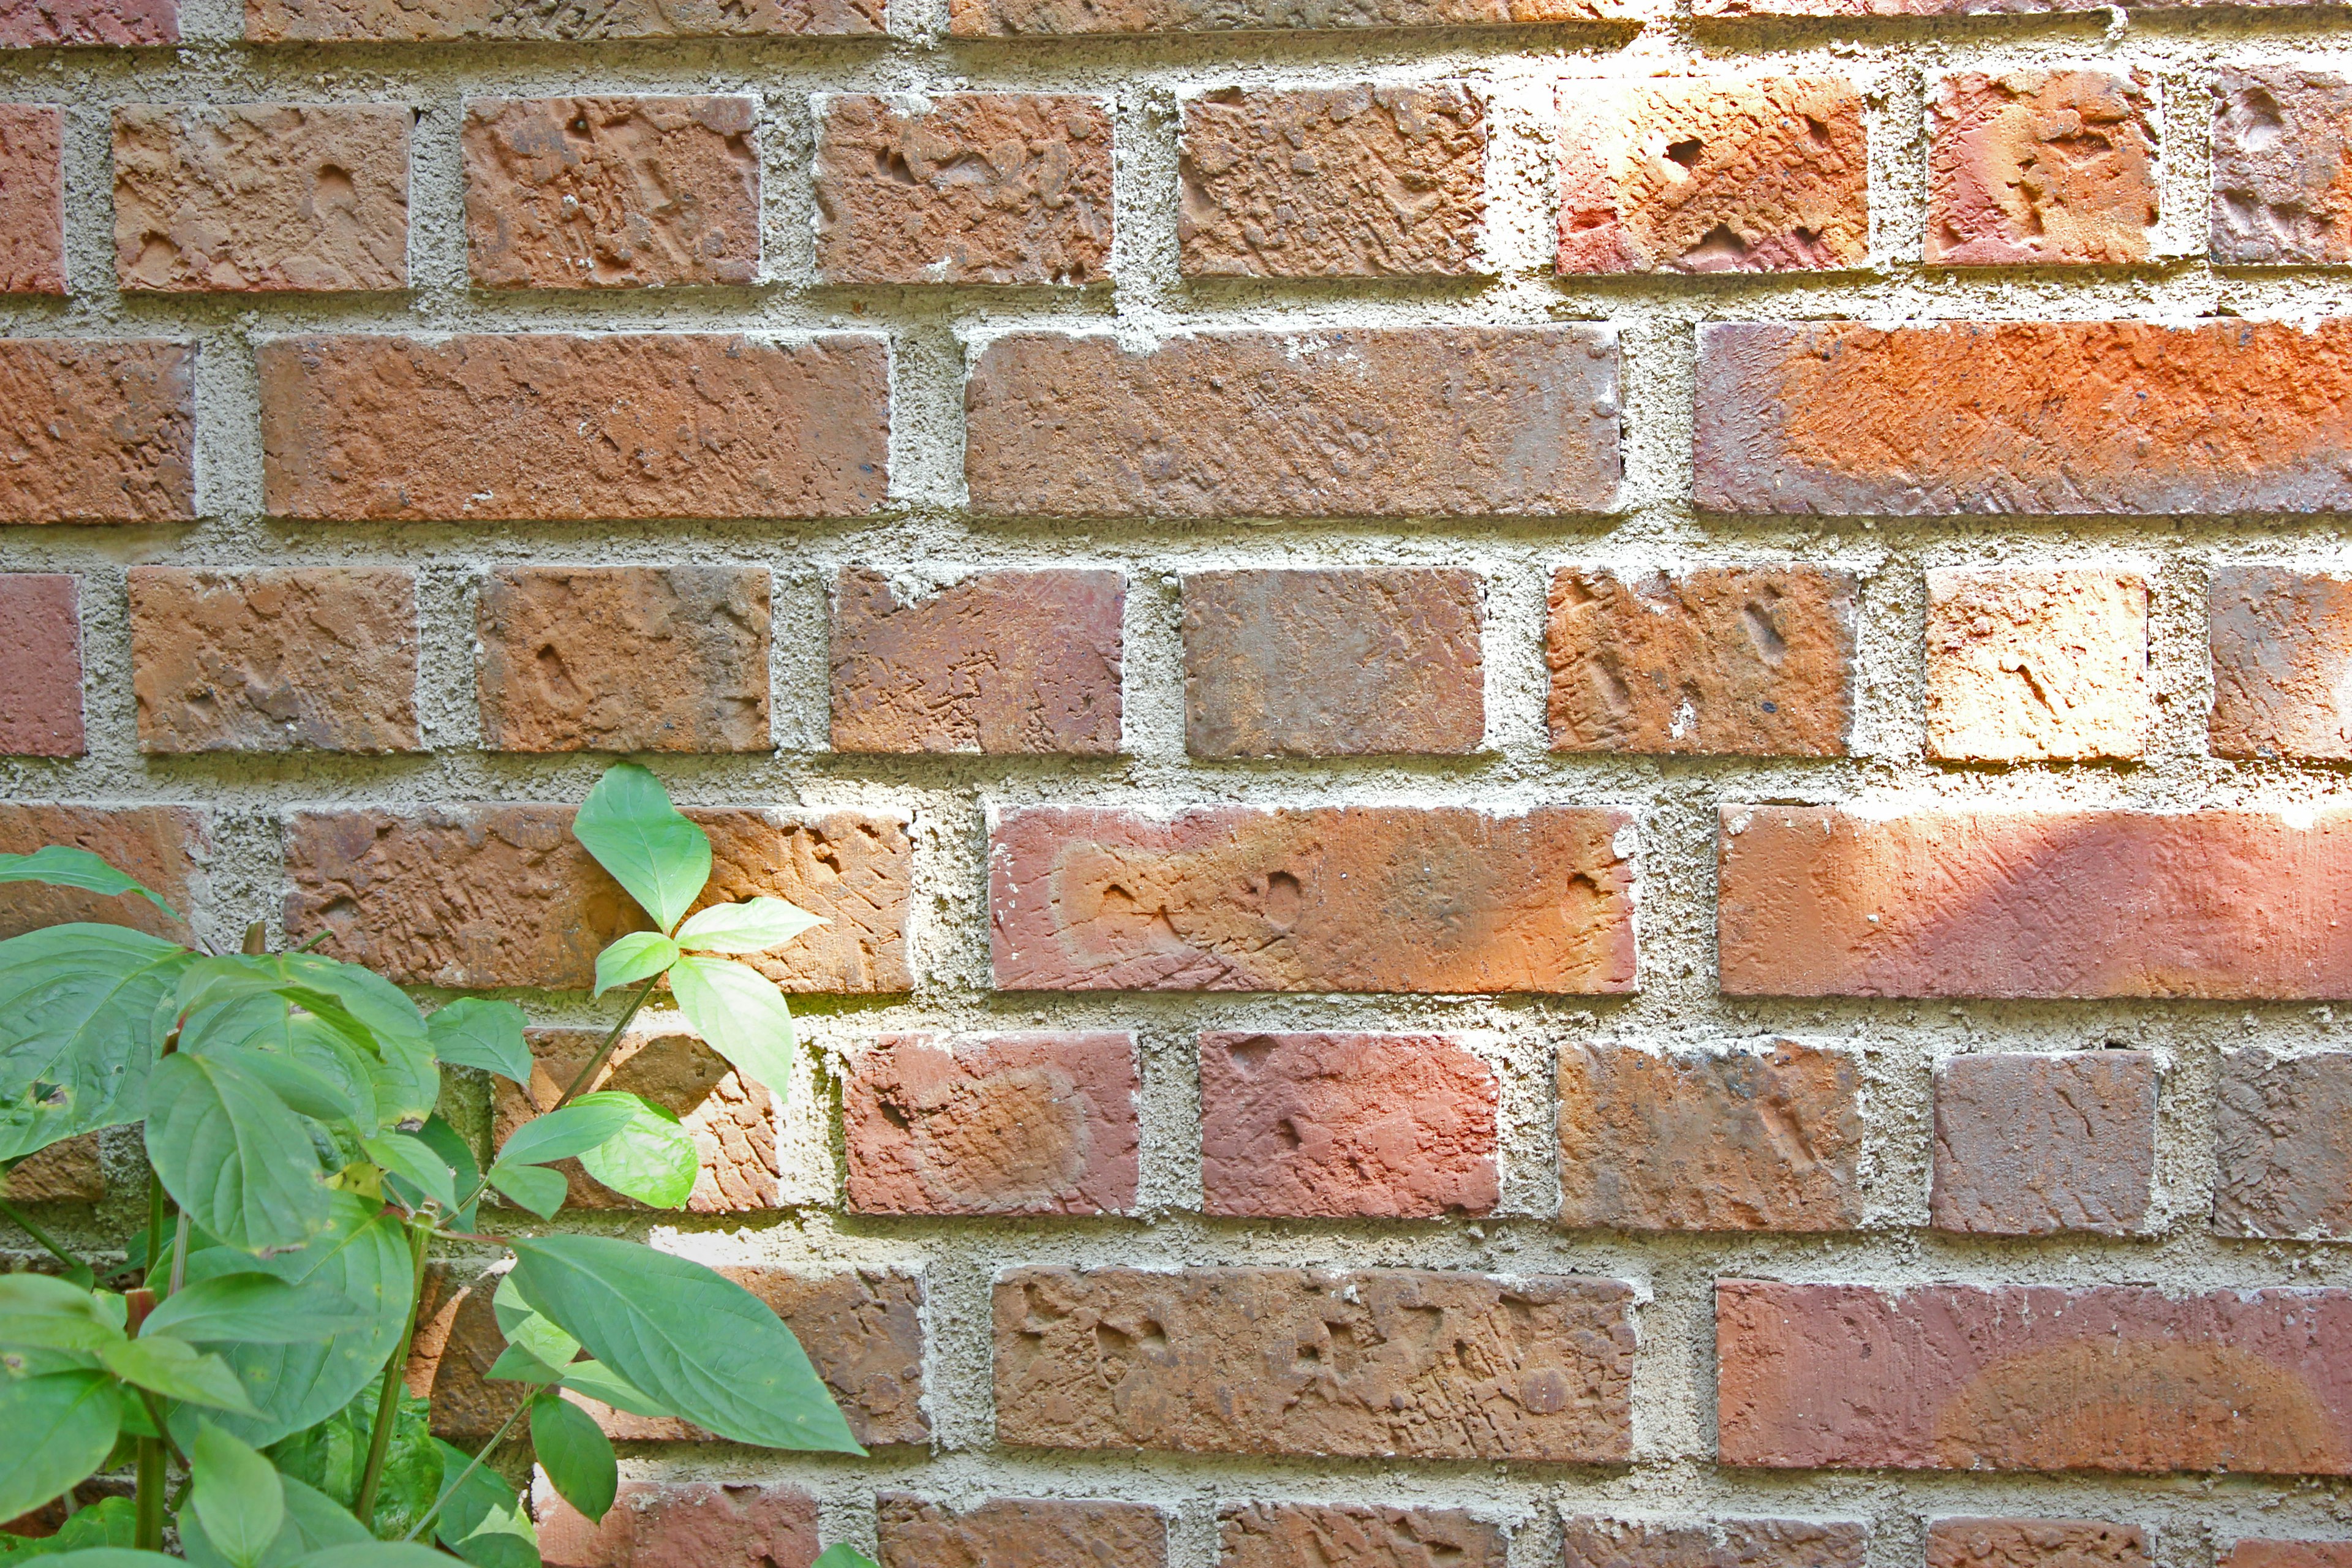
[0,764,876,1568]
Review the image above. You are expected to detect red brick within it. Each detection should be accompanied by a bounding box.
[1199,1031,1496,1219]
[2214,69,2352,265]
[878,1496,1164,1568]
[1557,1039,1863,1233]
[965,328,1619,518]
[994,1266,1634,1461]
[989,805,1635,994]
[1717,805,2352,999]
[1180,83,1485,278]
[814,94,1112,286]
[1924,568,2150,763]
[1926,1520,2149,1568]
[2214,1049,2352,1240]
[129,567,419,755]
[1546,567,1854,756]
[1557,77,1867,274]
[258,333,888,522]
[845,1031,1137,1217]
[0,341,194,524]
[113,104,408,293]
[475,567,769,754]
[0,0,176,46]
[535,1480,818,1568]
[1716,1280,2352,1474]
[829,567,1122,756]
[408,1266,518,1441]
[0,575,80,757]
[1927,71,2157,267]
[2225,1546,2352,1568]
[2209,567,2352,760]
[1559,1518,1867,1568]
[1183,568,1483,758]
[247,0,876,40]
[1697,320,2352,517]
[284,806,910,992]
[1220,1504,1502,1568]
[464,97,758,290]
[0,1135,104,1203]
[0,805,205,941]
[0,107,64,295]
[1931,1051,2156,1236]
[949,0,1648,32]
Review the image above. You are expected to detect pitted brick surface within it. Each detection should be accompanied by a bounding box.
[878,1496,1165,1568]
[1923,568,2151,763]
[1926,71,2157,266]
[535,1480,819,1568]
[0,340,194,524]
[1219,1504,1503,1568]
[0,805,205,941]
[0,0,176,47]
[0,1134,104,1202]
[951,0,1648,32]
[1559,1518,1868,1568]
[2210,567,2352,760]
[2215,1050,2352,1240]
[2225,1547,2352,1568]
[1926,1520,2150,1568]
[2214,69,2352,265]
[1931,1051,2158,1236]
[0,107,63,295]
[248,0,877,40]
[0,575,80,757]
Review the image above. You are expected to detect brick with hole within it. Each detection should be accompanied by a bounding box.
[1560,1518,1868,1568]
[2213,69,2352,265]
[0,340,194,524]
[0,107,63,295]
[1924,568,2150,763]
[535,1480,819,1568]
[949,0,1651,32]
[247,0,877,41]
[1220,1504,1503,1568]
[1926,1520,2150,1568]
[0,0,175,47]
[0,575,80,757]
[878,1495,1165,1568]
[0,805,205,941]
[2214,1049,2352,1240]
[1931,1050,2157,1236]
[2209,566,2352,760]
[1926,70,2157,267]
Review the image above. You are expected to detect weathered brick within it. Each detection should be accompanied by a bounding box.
[1200,1031,1497,1219]
[1546,567,1854,756]
[2214,1049,2352,1240]
[0,1135,103,1203]
[829,567,1122,755]
[258,333,888,522]
[0,575,80,757]
[0,805,204,941]
[113,105,408,293]
[995,1266,1635,1461]
[813,94,1112,285]
[464,97,757,290]
[878,1496,1164,1568]
[2209,567,2352,760]
[0,0,176,46]
[475,567,769,754]
[990,805,1635,994]
[0,107,64,295]
[1926,71,2157,266]
[1184,568,1482,758]
[1716,1280,2352,1473]
[966,328,1619,518]
[1221,1504,1502,1568]
[1926,1520,2150,1568]
[954,0,1638,28]
[1717,805,2352,999]
[1558,1039,1862,1234]
[1559,1518,1868,1568]
[1557,77,1867,274]
[129,567,419,755]
[409,1266,516,1441]
[0,341,193,524]
[1694,0,2291,13]
[845,1031,1138,1216]
[1924,568,2151,763]
[2225,1546,2352,1568]
[247,0,877,40]
[1931,1051,2157,1236]
[494,1028,776,1213]
[1180,83,1484,278]
[535,1480,818,1568]
[1695,320,2352,517]
[284,807,910,992]
[2214,69,2352,265]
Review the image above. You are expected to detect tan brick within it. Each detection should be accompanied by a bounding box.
[1559,1518,1868,1568]
[879,1496,1164,1568]
[966,328,1619,518]
[1927,1521,2150,1568]
[1199,1031,1497,1219]
[464,97,757,290]
[845,1032,1138,1216]
[829,567,1122,755]
[247,0,877,40]
[1546,567,1855,756]
[0,340,194,524]
[0,1135,104,1203]
[1932,1051,2157,1236]
[989,805,1635,994]
[995,1266,1635,1461]
[0,575,81,758]
[129,567,419,755]
[2225,1547,2352,1568]
[475,567,769,754]
[258,333,888,522]
[949,0,1649,33]
[813,94,1112,285]
[0,0,175,47]
[0,805,205,941]
[284,806,910,992]
[2209,567,2352,760]
[1924,568,2151,763]
[1180,83,1485,277]
[1220,1504,1502,1568]
[1928,71,2156,267]
[535,1480,818,1568]
[2214,69,2352,265]
[0,107,64,295]
[2214,1049,2352,1240]
[1183,568,1483,758]
[1557,77,1868,274]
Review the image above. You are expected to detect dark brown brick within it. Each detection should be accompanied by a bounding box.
[878,1496,1164,1568]
[1220,1504,1502,1568]
[0,575,81,757]
[2210,566,2352,760]
[0,805,205,941]
[247,0,878,41]
[2215,1049,2352,1240]
[1931,1051,2157,1236]
[0,341,194,525]
[1559,1518,1868,1568]
[535,1480,818,1568]
[2212,69,2352,265]
[949,0,1649,32]
[0,107,64,295]
[0,0,176,47]
[1926,1520,2149,1568]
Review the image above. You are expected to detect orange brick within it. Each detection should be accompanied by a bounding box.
[0,107,64,295]
[1927,71,2157,267]
[0,575,81,758]
[0,340,194,524]
[1561,1519,1868,1568]
[2224,1545,2352,1568]
[247,0,877,40]
[536,1480,817,1568]
[1221,1505,1504,1568]
[0,0,175,45]
[0,805,205,942]
[1926,1520,2149,1568]
[0,1135,104,1203]
[1923,568,2151,763]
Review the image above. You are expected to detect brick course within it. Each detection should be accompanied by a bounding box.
[0,575,81,757]
[949,0,1646,32]
[0,106,64,296]
[1924,1521,2150,1568]
[1219,1504,1503,1568]
[247,0,878,41]
[0,0,175,47]
[1559,1518,1868,1568]
[877,1496,1164,1568]
[535,1480,819,1568]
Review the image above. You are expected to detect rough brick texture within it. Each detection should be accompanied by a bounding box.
[247,0,878,41]
[2214,1049,2352,1240]
[965,328,1619,518]
[0,341,194,525]
[0,1135,104,1203]
[949,0,1644,32]
[989,805,1636,993]
[1925,1521,2150,1568]
[1557,77,1868,274]
[829,567,1123,755]
[0,107,64,296]
[1546,567,1854,756]
[2225,1547,2352,1568]
[1923,568,2152,763]
[128,567,419,754]
[535,1480,818,1568]
[475,567,770,753]
[1183,568,1483,758]
[1198,1031,1498,1218]
[1931,1051,2158,1236]
[258,333,888,521]
[464,97,758,290]
[994,1266,1635,1461]
[1716,1280,2352,1474]
[2214,69,2352,265]
[1559,1518,1868,1568]
[1180,83,1485,277]
[1219,1504,1502,1568]
[1926,71,2157,267]
[0,805,205,941]
[0,575,80,757]
[0,0,175,47]
[1694,320,2352,517]
[284,806,910,991]
[813,94,1112,285]
[878,1496,1164,1568]
[844,1031,1139,1216]
[1718,805,2352,998]
[2209,567,2352,760]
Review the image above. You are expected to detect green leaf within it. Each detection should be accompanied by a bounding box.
[674,898,825,956]
[507,1235,860,1453]
[572,764,710,937]
[363,1134,456,1213]
[174,961,379,1060]
[181,956,424,1047]
[575,1098,696,1209]
[412,1115,481,1232]
[428,1442,536,1568]
[0,926,190,1162]
[282,1019,379,1137]
[141,1275,372,1347]
[425,1002,531,1087]
[191,1423,285,1568]
[492,1096,635,1169]
[809,1549,878,1568]
[666,956,796,1101]
[0,1370,118,1521]
[483,1346,560,1386]
[0,1275,104,1317]
[264,1387,439,1543]
[529,1393,616,1524]
[0,849,175,920]
[591,934,677,1000]
[552,1362,666,1422]
[363,1033,437,1134]
[292,1547,454,1568]
[0,1496,143,1563]
[219,1051,361,1127]
[101,1336,258,1414]
[182,1472,372,1568]
[484,1163,565,1220]
[490,1277,578,1371]
[0,1313,121,1352]
[32,1553,179,1568]
[146,1052,330,1253]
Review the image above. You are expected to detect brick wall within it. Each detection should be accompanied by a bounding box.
[6,0,2352,1558]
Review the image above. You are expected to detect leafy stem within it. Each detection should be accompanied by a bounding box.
[0,1192,93,1287]
[403,1394,530,1544]
[550,975,662,1113]
[353,1216,436,1528]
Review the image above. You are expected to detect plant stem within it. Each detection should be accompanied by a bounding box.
[402,1395,530,1544]
[144,1172,165,1284]
[550,975,662,1112]
[353,1219,434,1529]
[165,1210,190,1297]
[134,1438,165,1552]
[0,1193,92,1284]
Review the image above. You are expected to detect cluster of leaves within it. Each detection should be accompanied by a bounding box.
[0,766,873,1568]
